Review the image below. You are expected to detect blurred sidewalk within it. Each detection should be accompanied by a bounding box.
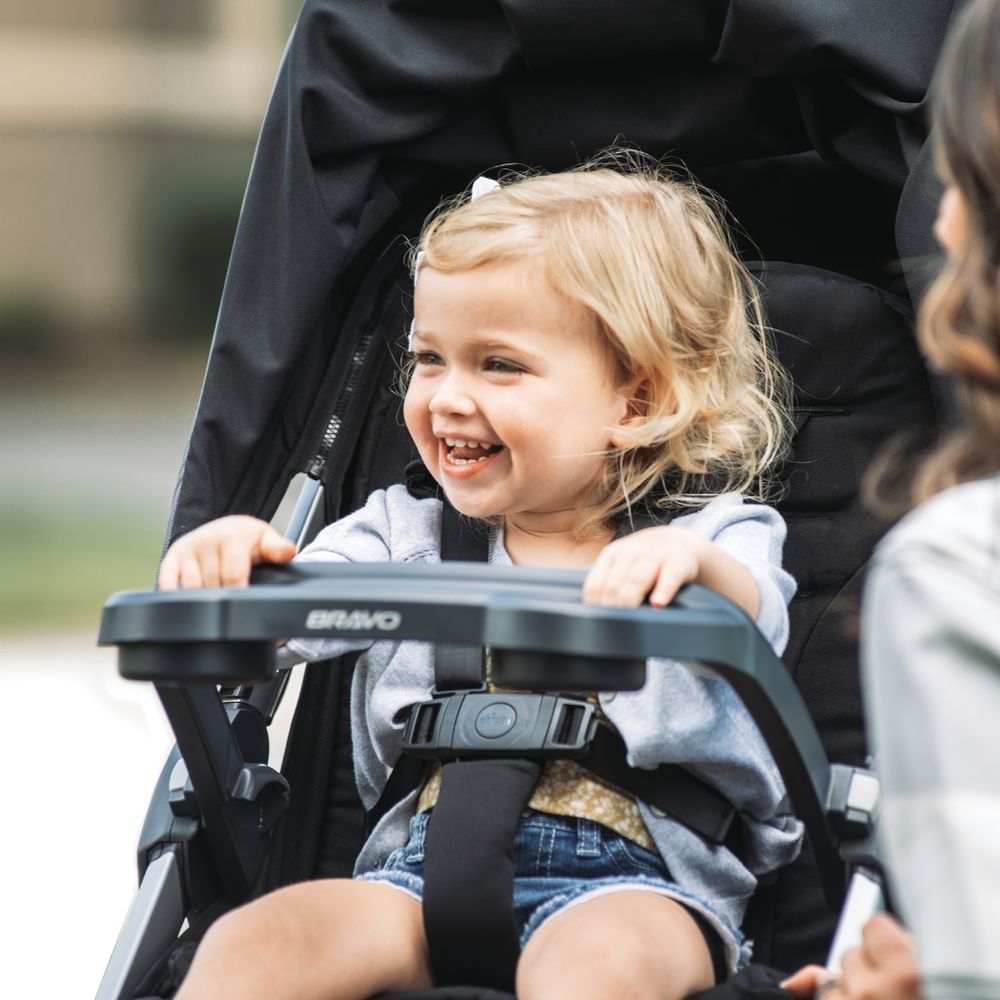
[1,634,174,998]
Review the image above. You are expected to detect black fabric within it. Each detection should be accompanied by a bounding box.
[373,961,790,1000]
[133,942,198,1000]
[405,459,443,501]
[582,725,737,845]
[422,759,542,992]
[688,907,730,987]
[439,497,486,566]
[433,645,487,693]
[263,655,366,889]
[434,501,489,690]
[378,990,515,1000]
[164,0,521,547]
[363,754,426,842]
[691,964,792,999]
[747,262,938,967]
[374,962,791,1000]
[164,0,956,549]
[760,262,937,770]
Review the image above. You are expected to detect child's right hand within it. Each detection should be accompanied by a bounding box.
[158,515,297,591]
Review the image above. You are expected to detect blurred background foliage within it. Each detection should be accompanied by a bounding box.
[0,0,302,633]
[135,157,247,341]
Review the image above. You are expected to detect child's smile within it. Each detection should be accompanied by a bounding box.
[404,259,639,535]
[441,436,504,469]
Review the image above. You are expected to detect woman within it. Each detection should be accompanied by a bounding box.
[784,1,1000,997]
[862,0,1000,992]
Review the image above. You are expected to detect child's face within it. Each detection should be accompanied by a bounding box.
[404,259,637,533]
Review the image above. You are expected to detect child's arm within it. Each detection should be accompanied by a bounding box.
[158,515,297,590]
[582,524,759,616]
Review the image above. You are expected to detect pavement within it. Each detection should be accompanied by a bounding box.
[1,632,302,998]
[2,634,174,998]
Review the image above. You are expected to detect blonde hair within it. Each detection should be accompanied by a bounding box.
[411,152,791,536]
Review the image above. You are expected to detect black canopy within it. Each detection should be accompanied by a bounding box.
[165,0,960,546]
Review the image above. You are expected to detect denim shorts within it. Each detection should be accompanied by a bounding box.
[358,809,737,980]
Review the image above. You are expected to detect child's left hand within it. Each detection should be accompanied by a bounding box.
[582,524,760,617]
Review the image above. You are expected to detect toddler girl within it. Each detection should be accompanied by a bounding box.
[162,159,800,1000]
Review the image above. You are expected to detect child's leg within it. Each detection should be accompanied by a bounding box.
[516,890,715,1000]
[176,878,433,1000]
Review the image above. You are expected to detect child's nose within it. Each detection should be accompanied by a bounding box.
[429,370,476,415]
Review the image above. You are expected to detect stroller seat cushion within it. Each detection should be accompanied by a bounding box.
[360,810,738,979]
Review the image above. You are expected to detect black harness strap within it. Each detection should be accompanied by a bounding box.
[435,502,488,691]
[421,501,533,988]
[422,758,541,992]
[583,726,736,843]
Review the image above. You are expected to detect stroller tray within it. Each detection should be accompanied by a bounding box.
[99,563,772,688]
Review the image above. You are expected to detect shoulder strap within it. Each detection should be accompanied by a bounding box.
[405,462,489,689]
[404,458,441,500]
[435,501,489,691]
[583,727,737,844]
[438,493,488,563]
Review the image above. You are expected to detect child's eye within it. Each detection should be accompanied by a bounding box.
[485,357,522,374]
[410,350,444,366]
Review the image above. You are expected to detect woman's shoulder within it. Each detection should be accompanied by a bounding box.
[873,473,1000,575]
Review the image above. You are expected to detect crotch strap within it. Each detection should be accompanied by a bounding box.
[422,758,542,992]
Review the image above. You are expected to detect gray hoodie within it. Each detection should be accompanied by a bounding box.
[280,484,802,944]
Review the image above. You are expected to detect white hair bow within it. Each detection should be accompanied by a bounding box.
[408,175,500,349]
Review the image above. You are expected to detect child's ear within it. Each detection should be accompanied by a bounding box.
[610,373,651,447]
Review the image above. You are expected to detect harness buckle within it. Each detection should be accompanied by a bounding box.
[402,691,598,761]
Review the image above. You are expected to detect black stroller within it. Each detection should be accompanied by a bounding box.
[96,1,955,996]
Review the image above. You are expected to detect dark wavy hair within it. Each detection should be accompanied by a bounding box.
[914,0,1000,500]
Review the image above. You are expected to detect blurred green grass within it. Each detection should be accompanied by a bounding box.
[0,504,164,634]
